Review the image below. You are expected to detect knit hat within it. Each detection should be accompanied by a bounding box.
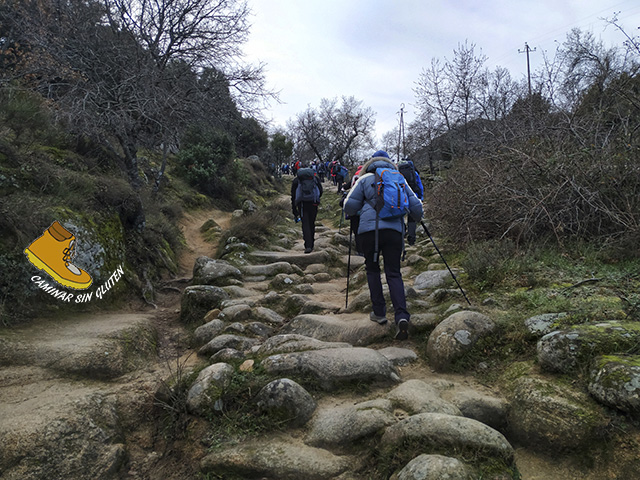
[372,150,389,159]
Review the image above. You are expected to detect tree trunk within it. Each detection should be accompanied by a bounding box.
[119,136,142,190]
[153,143,169,194]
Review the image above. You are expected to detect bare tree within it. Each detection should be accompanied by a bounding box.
[447,41,487,140]
[380,127,399,160]
[289,96,376,165]
[475,66,522,122]
[407,108,445,174]
[414,58,455,135]
[102,0,268,113]
[414,42,486,135]
[104,0,249,68]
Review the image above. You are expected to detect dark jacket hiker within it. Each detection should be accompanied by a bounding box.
[291,167,323,253]
[397,159,424,246]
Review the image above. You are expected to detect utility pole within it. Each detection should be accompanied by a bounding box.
[519,42,536,96]
[397,103,406,162]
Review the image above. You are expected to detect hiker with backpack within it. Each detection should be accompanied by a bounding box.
[291,165,323,254]
[340,163,365,256]
[317,161,326,183]
[329,160,340,186]
[397,159,424,246]
[343,150,423,340]
[335,164,349,192]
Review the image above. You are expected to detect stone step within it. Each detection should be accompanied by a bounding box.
[249,249,330,268]
[280,313,393,346]
[200,438,355,479]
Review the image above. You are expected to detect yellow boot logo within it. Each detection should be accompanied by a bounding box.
[24,221,93,290]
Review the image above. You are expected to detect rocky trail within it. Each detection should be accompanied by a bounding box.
[0,198,633,479]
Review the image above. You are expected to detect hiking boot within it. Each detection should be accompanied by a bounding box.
[304,247,313,254]
[369,311,388,325]
[24,221,93,290]
[395,319,409,340]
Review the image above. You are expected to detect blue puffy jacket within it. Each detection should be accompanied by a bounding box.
[343,158,423,235]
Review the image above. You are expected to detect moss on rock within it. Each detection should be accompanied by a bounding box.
[537,321,640,373]
[506,375,611,453]
[589,355,640,415]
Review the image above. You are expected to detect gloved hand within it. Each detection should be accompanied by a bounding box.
[295,216,301,223]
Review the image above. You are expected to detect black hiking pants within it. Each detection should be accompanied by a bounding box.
[406,218,417,245]
[300,202,318,250]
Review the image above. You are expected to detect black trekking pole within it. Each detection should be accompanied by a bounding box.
[339,189,348,234]
[420,221,471,306]
[345,224,352,309]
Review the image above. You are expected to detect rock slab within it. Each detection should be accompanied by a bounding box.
[261,347,400,391]
[200,440,352,479]
[426,311,495,371]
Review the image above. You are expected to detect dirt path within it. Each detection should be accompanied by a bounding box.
[170,198,601,480]
[177,208,232,276]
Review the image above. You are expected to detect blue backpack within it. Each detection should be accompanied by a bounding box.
[366,166,410,263]
[339,165,350,183]
[372,167,410,219]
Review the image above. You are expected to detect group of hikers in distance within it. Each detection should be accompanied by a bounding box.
[286,158,350,189]
[290,150,424,341]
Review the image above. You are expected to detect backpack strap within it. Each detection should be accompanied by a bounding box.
[373,210,380,263]
[401,220,406,262]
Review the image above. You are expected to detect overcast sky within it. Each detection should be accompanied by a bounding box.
[242,0,640,142]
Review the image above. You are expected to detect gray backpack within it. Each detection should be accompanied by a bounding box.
[295,168,320,205]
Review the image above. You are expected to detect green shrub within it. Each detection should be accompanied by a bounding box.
[178,144,219,188]
[462,239,518,289]
[0,86,51,143]
[209,367,281,436]
[176,128,237,198]
[217,198,289,253]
